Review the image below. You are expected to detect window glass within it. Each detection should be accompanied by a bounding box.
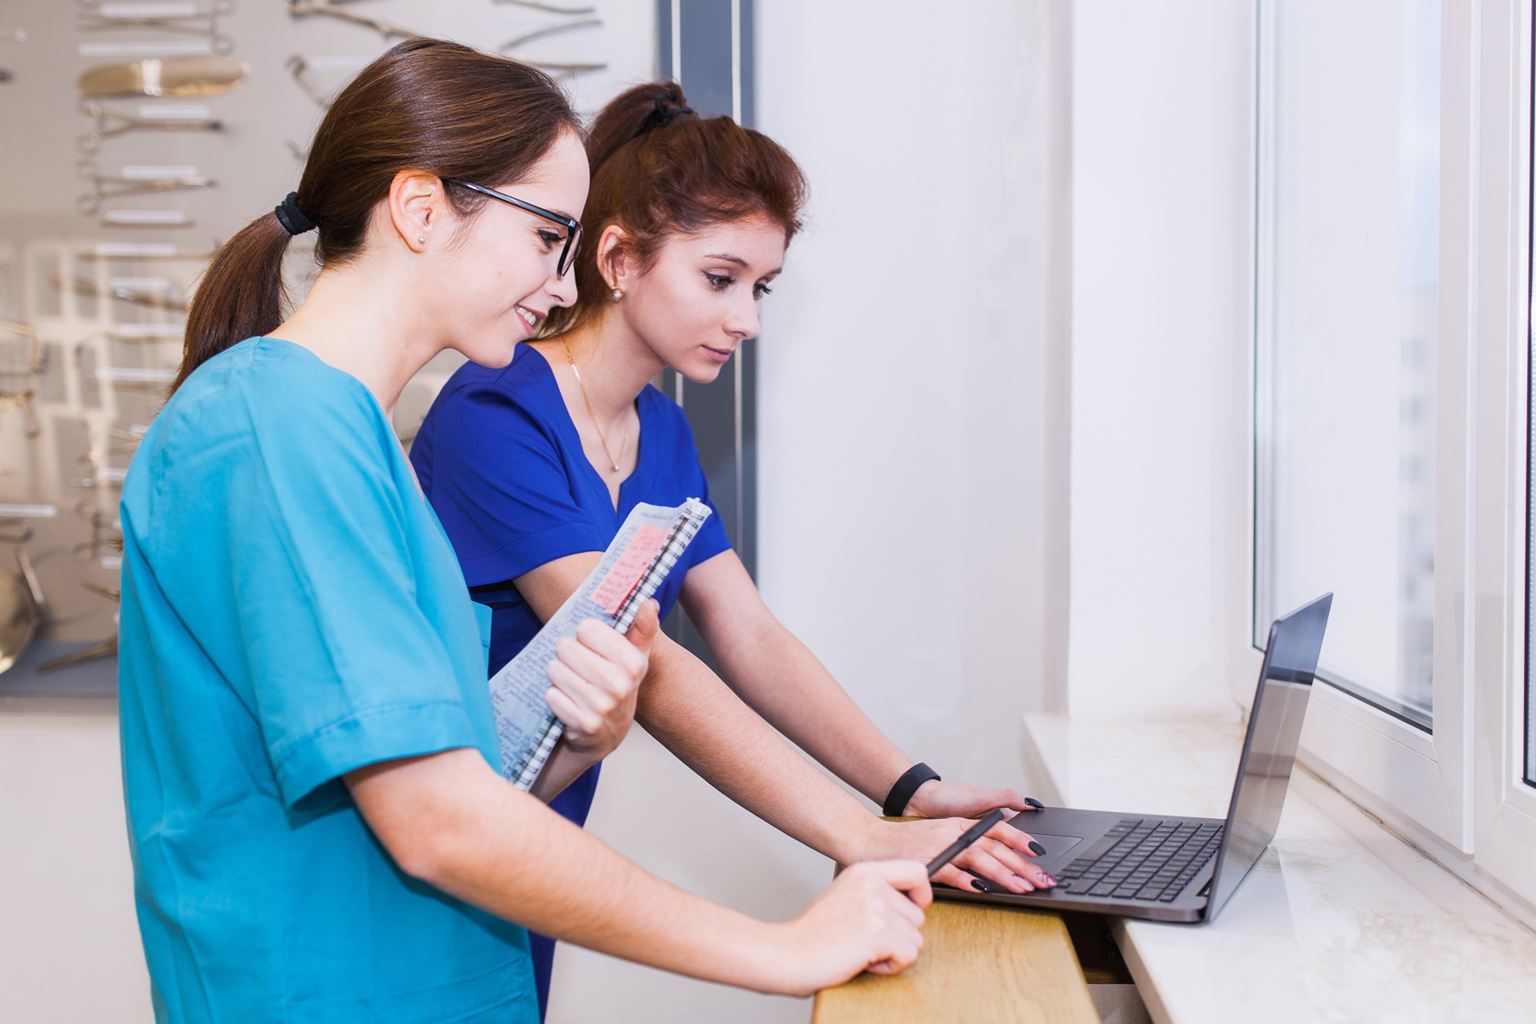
[1529,255,1536,785]
[1256,0,1439,727]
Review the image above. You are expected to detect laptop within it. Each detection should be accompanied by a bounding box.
[936,593,1332,924]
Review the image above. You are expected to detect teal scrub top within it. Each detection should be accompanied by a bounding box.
[117,337,538,1024]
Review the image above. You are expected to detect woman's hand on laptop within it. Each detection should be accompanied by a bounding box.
[904,780,1032,821]
[858,815,1056,895]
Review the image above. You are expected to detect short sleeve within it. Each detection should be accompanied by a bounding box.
[417,382,606,587]
[659,396,732,571]
[226,388,480,811]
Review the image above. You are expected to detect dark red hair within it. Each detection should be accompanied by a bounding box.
[540,82,807,337]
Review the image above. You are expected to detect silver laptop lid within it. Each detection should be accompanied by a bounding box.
[1206,593,1332,921]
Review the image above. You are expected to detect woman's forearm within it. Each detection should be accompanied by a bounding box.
[349,749,778,987]
[678,556,911,806]
[711,621,912,806]
[527,741,601,802]
[635,634,884,864]
[347,747,928,995]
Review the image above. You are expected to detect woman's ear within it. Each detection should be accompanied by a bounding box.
[596,223,630,291]
[387,170,446,252]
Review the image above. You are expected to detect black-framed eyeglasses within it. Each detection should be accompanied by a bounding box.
[446,178,583,278]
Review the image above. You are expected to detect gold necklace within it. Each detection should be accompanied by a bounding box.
[562,341,627,473]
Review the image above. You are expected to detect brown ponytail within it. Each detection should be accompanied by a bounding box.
[539,82,807,339]
[173,38,581,393]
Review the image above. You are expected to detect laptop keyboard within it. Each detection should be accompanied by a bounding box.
[1054,819,1223,902]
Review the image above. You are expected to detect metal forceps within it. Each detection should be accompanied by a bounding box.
[37,566,119,673]
[496,0,596,14]
[285,54,333,108]
[500,18,606,78]
[77,423,148,466]
[0,321,45,378]
[0,389,40,441]
[78,102,223,154]
[76,160,214,216]
[75,0,237,56]
[52,273,190,314]
[72,501,123,561]
[286,0,421,41]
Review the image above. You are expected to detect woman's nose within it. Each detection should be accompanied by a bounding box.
[548,269,579,308]
[726,296,760,340]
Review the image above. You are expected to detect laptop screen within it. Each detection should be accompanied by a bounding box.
[1205,593,1332,921]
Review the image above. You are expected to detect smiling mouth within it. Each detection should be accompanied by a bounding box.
[516,305,544,329]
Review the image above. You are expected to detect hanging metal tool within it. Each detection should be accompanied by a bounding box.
[499,17,606,78]
[0,389,40,440]
[51,271,191,313]
[71,501,123,561]
[78,102,223,153]
[286,54,327,107]
[78,423,148,464]
[78,54,248,98]
[75,161,214,217]
[501,17,601,51]
[75,1,237,56]
[0,322,44,377]
[495,0,596,14]
[37,633,117,674]
[286,0,421,41]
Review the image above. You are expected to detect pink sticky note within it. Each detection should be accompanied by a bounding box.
[590,524,668,616]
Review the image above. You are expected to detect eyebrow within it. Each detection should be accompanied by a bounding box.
[704,252,784,275]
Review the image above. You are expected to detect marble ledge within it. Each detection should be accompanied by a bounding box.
[1021,714,1536,1024]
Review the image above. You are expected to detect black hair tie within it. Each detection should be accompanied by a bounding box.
[637,96,695,138]
[274,192,316,235]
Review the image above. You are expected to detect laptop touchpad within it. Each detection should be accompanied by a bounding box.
[1019,832,1083,860]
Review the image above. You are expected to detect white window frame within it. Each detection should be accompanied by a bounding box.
[1250,0,1536,923]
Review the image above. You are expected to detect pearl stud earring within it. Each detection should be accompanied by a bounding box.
[611,288,623,302]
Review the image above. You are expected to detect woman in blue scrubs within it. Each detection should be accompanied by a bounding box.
[118,42,934,1024]
[411,82,1057,1016]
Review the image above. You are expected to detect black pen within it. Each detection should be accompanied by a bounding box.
[925,808,1006,877]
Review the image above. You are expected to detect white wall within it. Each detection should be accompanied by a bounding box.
[1065,0,1255,721]
[0,713,151,1024]
[754,0,1070,797]
[550,3,1072,1022]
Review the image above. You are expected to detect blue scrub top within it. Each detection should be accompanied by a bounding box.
[118,337,538,1024]
[409,343,731,679]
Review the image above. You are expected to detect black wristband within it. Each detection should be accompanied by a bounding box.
[882,762,941,817]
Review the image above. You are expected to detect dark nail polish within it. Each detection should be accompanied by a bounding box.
[970,878,992,892]
[1028,840,1047,856]
[1043,874,1057,887]
[1024,797,1045,810]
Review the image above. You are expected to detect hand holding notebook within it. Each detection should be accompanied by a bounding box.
[487,498,712,790]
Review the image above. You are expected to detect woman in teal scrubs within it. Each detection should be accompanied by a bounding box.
[118,40,932,1024]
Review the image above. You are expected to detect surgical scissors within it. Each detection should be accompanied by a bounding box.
[499,17,606,78]
[286,0,421,41]
[78,102,222,154]
[496,0,596,14]
[76,161,214,216]
[75,0,236,55]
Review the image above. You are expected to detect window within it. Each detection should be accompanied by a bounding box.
[1255,0,1536,925]
[1255,0,1440,730]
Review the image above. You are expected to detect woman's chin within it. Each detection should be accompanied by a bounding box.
[460,339,521,369]
[676,361,726,385]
